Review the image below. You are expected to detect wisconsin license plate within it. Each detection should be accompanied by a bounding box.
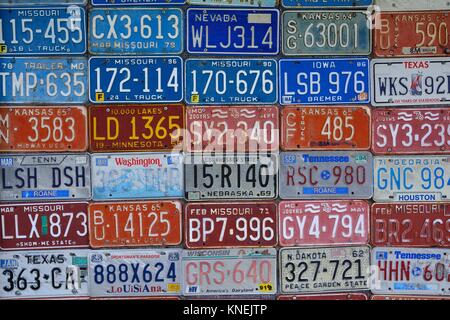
[278,293,369,300]
[187,0,276,6]
[282,0,372,7]
[91,0,184,4]
[374,0,449,11]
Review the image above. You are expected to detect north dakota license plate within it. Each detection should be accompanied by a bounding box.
[91,0,184,4]
[278,293,369,300]
[282,0,372,7]
[375,0,449,11]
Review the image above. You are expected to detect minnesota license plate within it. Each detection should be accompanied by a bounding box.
[278,293,369,300]
[187,0,277,6]
[374,0,449,11]
[91,0,184,4]
[282,0,372,7]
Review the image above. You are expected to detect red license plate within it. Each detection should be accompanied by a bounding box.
[371,295,450,300]
[185,202,277,248]
[278,293,368,300]
[278,200,369,246]
[0,202,89,250]
[372,108,450,154]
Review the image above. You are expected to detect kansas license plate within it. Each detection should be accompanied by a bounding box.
[374,0,449,11]
[91,0,184,4]
[0,154,90,201]
[188,0,276,6]
[280,58,370,105]
[278,293,369,300]
[282,0,372,7]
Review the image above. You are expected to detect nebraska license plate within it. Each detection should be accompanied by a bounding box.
[375,0,449,11]
[187,0,277,6]
[182,248,277,296]
[282,0,372,7]
[91,0,184,4]
[89,105,184,152]
[277,293,369,300]
[0,154,91,201]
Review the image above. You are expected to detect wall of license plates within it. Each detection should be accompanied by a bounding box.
[0,0,449,300]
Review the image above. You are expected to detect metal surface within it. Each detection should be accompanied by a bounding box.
[278,293,369,300]
[187,0,277,6]
[374,0,450,11]
[0,0,86,3]
[91,0,184,5]
[282,0,372,7]
[371,295,450,300]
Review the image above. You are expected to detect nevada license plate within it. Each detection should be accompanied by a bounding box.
[91,0,184,4]
[374,155,450,202]
[91,152,183,200]
[282,0,372,7]
[184,153,278,201]
[278,293,369,300]
[186,8,279,55]
[279,58,370,105]
[374,0,449,11]
[182,248,277,296]
[0,154,90,201]
[187,0,276,6]
[279,151,373,199]
[89,105,184,152]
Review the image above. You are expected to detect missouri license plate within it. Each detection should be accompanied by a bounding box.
[91,0,184,4]
[187,0,276,6]
[375,0,449,11]
[277,293,369,300]
[281,0,372,7]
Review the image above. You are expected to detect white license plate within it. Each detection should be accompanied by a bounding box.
[374,0,450,10]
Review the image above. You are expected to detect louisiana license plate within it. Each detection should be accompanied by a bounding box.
[91,0,184,4]
[374,0,449,11]
[282,0,372,7]
[188,0,276,6]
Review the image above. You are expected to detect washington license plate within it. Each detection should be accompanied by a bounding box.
[374,0,450,11]
[282,0,372,7]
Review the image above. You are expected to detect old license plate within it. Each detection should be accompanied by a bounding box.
[186,106,278,153]
[371,295,450,300]
[186,8,279,55]
[374,156,450,202]
[279,200,369,246]
[282,0,372,7]
[0,0,86,4]
[278,293,369,300]
[89,249,182,297]
[188,0,276,6]
[0,57,87,104]
[0,154,90,201]
[91,0,184,5]
[89,105,183,152]
[185,202,277,248]
[88,200,182,248]
[0,250,89,299]
[280,58,370,105]
[184,153,278,201]
[371,247,450,295]
[279,151,373,199]
[91,152,183,200]
[374,0,450,11]
[281,106,371,150]
[182,248,277,296]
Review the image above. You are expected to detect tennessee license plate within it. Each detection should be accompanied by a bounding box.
[375,0,449,11]
[187,0,276,6]
[282,0,372,7]
[89,105,184,152]
[280,58,370,105]
[0,154,90,201]
[186,8,279,55]
[278,293,369,300]
[182,248,277,296]
[91,0,184,4]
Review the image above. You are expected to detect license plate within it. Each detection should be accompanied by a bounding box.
[375,0,449,11]
[0,202,89,250]
[88,249,182,297]
[186,106,279,152]
[88,200,182,248]
[372,108,450,154]
[0,0,86,4]
[187,0,277,6]
[279,200,369,246]
[280,246,370,294]
[281,106,371,150]
[185,202,277,248]
[279,151,373,199]
[374,155,450,202]
[184,153,278,201]
[0,250,89,299]
[186,8,279,55]
[0,57,87,104]
[88,8,183,55]
[282,0,372,7]
[371,295,450,300]
[282,11,371,56]
[182,248,277,296]
[89,105,184,152]
[91,0,184,4]
[278,293,369,300]
[279,58,370,105]
[372,58,450,106]
[0,154,91,201]
[91,152,183,200]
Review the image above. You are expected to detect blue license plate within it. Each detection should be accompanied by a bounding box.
[187,8,279,55]
[0,1,86,4]
[91,0,184,5]
[0,7,86,55]
[89,56,183,103]
[185,59,277,104]
[0,57,87,104]
[279,58,370,105]
[187,0,277,7]
[89,8,183,55]
[282,0,372,7]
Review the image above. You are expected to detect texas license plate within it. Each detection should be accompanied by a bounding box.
[279,58,370,105]
[186,8,279,55]
[282,0,372,7]
[188,0,277,6]
[278,293,369,300]
[91,152,183,200]
[89,105,184,152]
[91,0,184,4]
[0,154,91,201]
[281,106,371,150]
[280,246,370,293]
[88,56,182,104]
[279,151,373,199]
[375,0,449,10]
[182,248,277,296]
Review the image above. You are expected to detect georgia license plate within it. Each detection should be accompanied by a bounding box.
[278,293,369,300]
[88,56,182,104]
[88,249,182,297]
[91,0,184,5]
[279,151,373,199]
[374,0,449,11]
[281,106,371,150]
[182,248,277,296]
[89,105,184,152]
[374,155,450,202]
[279,58,370,105]
[88,200,182,248]
[187,0,276,6]
[372,108,450,154]
[91,152,183,200]
[282,0,372,7]
[184,153,278,201]
[186,106,279,153]
[0,250,89,299]
[186,8,279,55]
[0,154,91,201]
[185,202,277,248]
[279,200,369,246]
